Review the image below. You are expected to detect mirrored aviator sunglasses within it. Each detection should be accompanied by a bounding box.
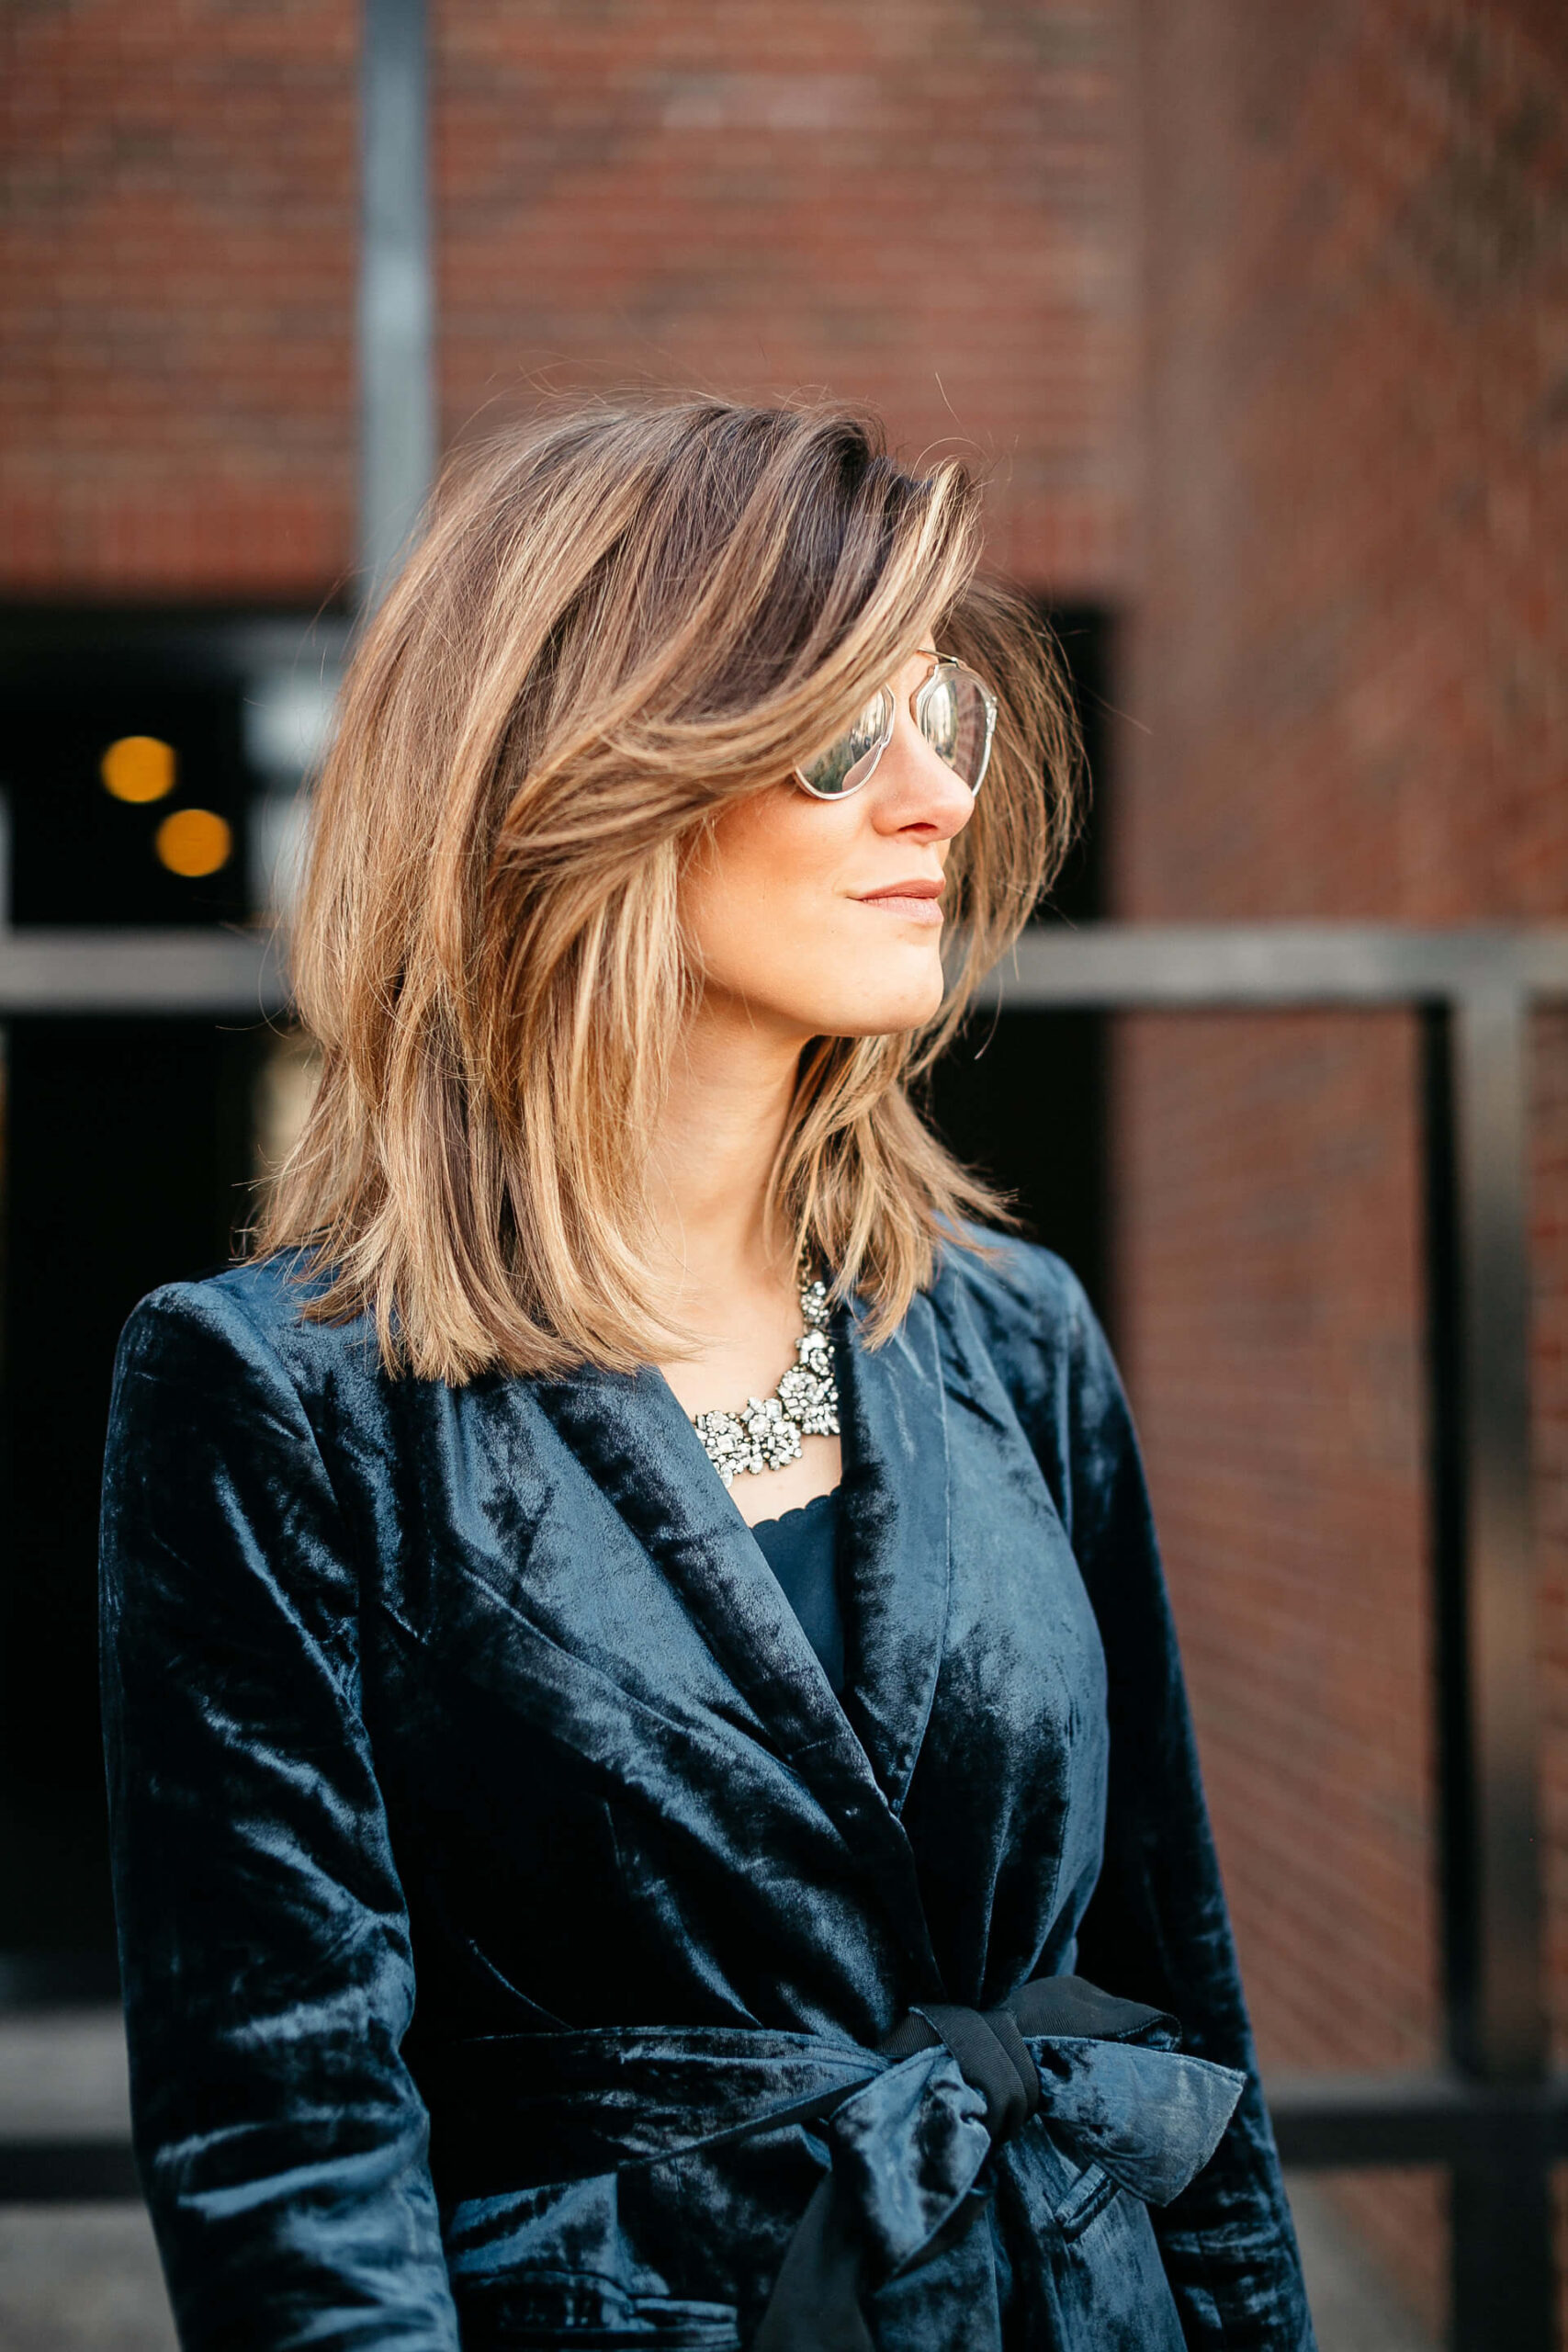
[793,656,999,800]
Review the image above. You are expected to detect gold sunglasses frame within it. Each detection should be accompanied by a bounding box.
[792,654,999,801]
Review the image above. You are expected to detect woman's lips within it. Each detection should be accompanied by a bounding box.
[853,881,944,926]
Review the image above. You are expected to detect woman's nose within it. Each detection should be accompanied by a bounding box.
[869,706,978,838]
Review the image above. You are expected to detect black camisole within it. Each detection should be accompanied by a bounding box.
[748,1487,845,1694]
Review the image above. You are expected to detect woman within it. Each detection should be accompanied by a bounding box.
[100,398,1315,2350]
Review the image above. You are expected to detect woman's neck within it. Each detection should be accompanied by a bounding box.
[648,998,803,1330]
[649,995,844,1521]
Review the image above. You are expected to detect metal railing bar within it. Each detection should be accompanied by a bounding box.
[359,0,434,601]
[979,922,1568,1008]
[1451,988,1545,2081]
[1267,2072,1568,2167]
[1422,1009,1480,2065]
[0,931,288,1018]
[0,2139,141,2201]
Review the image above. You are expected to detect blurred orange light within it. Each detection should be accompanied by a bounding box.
[154,808,232,878]
[101,735,175,803]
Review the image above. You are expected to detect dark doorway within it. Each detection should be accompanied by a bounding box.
[0,1020,263,1974]
[923,606,1115,1329]
[0,612,285,1994]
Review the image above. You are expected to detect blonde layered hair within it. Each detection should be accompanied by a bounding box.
[254,398,1081,1381]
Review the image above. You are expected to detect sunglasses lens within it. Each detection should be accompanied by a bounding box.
[796,690,893,797]
[920,666,994,790]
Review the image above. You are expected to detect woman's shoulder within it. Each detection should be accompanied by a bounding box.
[929,1221,1101,1363]
[114,1249,378,1401]
[926,1226,1138,1539]
[925,1222,1128,1441]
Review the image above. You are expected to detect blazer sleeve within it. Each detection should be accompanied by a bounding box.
[1032,1268,1316,2352]
[98,1281,460,2351]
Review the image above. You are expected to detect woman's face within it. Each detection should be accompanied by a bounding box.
[682,641,979,1046]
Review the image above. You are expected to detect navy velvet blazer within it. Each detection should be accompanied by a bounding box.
[98,1232,1316,2351]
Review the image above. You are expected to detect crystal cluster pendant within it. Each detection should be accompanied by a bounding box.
[693,1278,840,1485]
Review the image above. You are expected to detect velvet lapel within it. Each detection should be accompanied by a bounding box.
[832,1286,953,1817]
[529,1306,952,1982]
[529,1353,882,1802]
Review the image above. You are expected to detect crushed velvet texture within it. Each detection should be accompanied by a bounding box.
[99,1234,1317,2351]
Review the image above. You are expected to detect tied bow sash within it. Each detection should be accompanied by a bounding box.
[420,1975,1246,2349]
[752,1976,1243,2349]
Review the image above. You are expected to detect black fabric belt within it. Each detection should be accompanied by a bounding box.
[752,1976,1175,2352]
[417,1974,1247,2352]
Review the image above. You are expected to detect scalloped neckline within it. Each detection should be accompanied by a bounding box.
[747,1485,842,1539]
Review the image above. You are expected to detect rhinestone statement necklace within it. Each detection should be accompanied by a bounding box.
[692,1278,840,1486]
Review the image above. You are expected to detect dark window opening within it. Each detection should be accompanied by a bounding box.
[0,1020,264,1984]
[0,608,338,1995]
[923,605,1116,1329]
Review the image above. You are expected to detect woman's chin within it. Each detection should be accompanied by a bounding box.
[807,980,947,1038]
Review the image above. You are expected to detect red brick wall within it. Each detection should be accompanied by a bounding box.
[1125,0,1568,925]
[1124,0,1568,2326]
[0,0,1138,607]
[434,0,1136,595]
[0,0,358,600]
